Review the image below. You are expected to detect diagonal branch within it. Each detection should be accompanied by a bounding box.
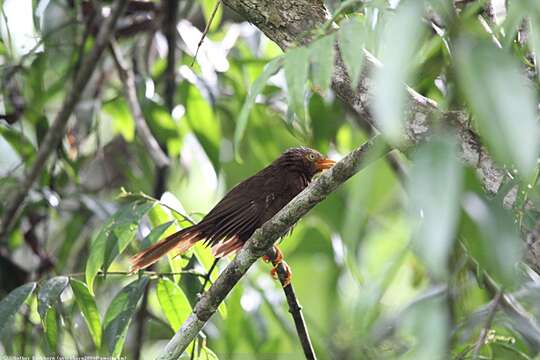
[157,136,388,360]
[218,0,540,270]
[109,41,170,169]
[0,0,130,242]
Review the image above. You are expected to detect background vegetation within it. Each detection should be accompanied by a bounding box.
[1,0,540,359]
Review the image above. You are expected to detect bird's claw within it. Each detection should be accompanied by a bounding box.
[264,245,291,287]
[270,262,292,288]
[263,245,284,265]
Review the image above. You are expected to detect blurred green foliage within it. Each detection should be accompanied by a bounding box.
[1,0,540,359]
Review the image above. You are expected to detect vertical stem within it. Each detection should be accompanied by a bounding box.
[266,247,317,360]
[163,0,179,113]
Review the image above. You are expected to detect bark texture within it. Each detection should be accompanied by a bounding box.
[221,0,540,272]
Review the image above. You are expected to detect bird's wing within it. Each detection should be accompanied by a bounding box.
[200,171,272,249]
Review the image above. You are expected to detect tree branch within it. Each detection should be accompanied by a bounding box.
[219,0,539,269]
[265,246,317,360]
[162,0,179,113]
[0,0,130,242]
[157,136,388,359]
[109,41,170,169]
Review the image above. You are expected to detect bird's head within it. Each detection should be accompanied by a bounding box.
[276,147,336,179]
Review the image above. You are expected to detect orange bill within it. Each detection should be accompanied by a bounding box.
[315,158,336,171]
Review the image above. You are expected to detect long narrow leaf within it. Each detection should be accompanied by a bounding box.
[455,38,540,176]
[156,278,192,331]
[70,278,102,348]
[101,277,149,356]
[85,201,154,292]
[0,282,36,336]
[408,136,462,280]
[234,57,282,160]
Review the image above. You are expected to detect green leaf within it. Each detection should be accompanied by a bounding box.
[37,276,68,319]
[156,278,192,331]
[142,100,185,157]
[147,203,190,281]
[85,201,154,293]
[140,220,175,250]
[455,39,540,177]
[70,278,102,349]
[0,124,36,162]
[0,282,36,337]
[284,47,310,122]
[408,136,462,280]
[234,57,282,160]
[399,291,449,359]
[102,277,149,356]
[338,17,365,88]
[373,0,425,143]
[200,346,220,360]
[183,85,221,171]
[462,195,523,288]
[103,99,135,141]
[309,34,335,95]
[37,277,68,352]
[43,308,59,352]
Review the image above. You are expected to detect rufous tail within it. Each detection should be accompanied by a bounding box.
[129,228,200,272]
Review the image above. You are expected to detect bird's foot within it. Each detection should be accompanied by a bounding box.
[270,261,292,288]
[263,245,283,265]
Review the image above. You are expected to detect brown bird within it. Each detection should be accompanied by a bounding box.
[130,147,335,285]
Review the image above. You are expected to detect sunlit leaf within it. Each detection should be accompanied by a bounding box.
[142,100,185,157]
[37,277,68,352]
[455,38,540,176]
[103,99,135,142]
[147,201,190,281]
[43,308,59,352]
[200,346,220,359]
[183,85,221,171]
[37,276,68,319]
[338,17,365,88]
[234,57,282,160]
[310,34,335,95]
[85,201,154,292]
[140,220,175,250]
[284,47,310,122]
[156,278,192,331]
[408,136,462,280]
[70,278,102,349]
[0,282,36,336]
[102,277,149,357]
[373,0,425,143]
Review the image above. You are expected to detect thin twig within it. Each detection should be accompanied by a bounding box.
[134,281,150,360]
[157,136,388,359]
[0,0,130,243]
[68,270,207,278]
[265,246,317,360]
[190,0,221,67]
[109,41,170,169]
[472,290,502,359]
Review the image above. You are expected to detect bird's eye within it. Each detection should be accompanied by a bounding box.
[307,153,316,161]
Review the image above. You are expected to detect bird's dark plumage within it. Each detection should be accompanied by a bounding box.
[130,147,335,271]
